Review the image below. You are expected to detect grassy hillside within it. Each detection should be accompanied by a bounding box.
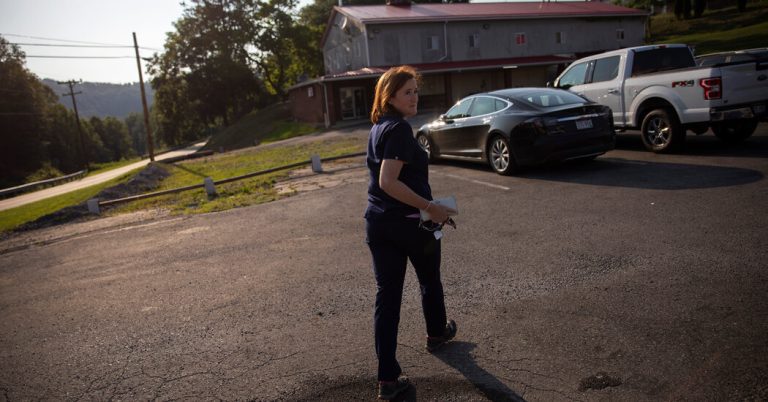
[649,2,768,54]
[203,103,319,152]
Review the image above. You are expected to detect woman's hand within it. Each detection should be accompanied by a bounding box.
[380,159,456,224]
[424,202,455,224]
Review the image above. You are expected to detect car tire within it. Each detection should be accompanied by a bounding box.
[416,133,436,162]
[487,135,516,175]
[640,108,685,153]
[712,118,758,144]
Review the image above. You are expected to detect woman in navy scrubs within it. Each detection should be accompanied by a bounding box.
[365,65,457,400]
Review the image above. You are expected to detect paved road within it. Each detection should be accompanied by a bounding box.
[0,141,207,212]
[0,125,766,401]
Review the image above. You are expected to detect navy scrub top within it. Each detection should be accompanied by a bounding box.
[365,115,432,221]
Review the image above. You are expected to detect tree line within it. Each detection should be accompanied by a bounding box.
[0,36,159,188]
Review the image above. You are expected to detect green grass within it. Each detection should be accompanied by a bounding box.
[0,168,141,233]
[649,3,768,54]
[0,102,336,233]
[203,103,319,152]
[107,135,365,216]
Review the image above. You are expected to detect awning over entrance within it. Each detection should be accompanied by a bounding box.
[290,54,576,89]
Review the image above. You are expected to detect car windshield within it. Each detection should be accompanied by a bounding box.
[514,90,586,108]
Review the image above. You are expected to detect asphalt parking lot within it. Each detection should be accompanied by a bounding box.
[1,124,767,401]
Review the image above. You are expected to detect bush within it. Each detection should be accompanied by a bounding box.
[24,163,64,183]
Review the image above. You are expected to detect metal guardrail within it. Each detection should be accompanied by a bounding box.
[90,152,367,213]
[0,169,88,199]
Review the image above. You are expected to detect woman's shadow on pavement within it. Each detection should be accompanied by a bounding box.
[392,341,527,402]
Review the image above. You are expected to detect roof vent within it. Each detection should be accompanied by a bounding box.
[386,0,412,6]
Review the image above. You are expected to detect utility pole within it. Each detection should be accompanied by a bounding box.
[133,32,155,162]
[58,80,87,170]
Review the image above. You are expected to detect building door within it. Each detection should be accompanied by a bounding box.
[340,87,366,120]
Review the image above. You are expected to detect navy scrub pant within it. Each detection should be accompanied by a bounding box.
[365,218,448,382]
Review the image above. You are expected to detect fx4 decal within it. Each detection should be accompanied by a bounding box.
[672,80,695,88]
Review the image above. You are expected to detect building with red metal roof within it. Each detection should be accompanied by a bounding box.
[289,1,648,126]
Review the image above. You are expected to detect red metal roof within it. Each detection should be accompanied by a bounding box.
[336,2,647,24]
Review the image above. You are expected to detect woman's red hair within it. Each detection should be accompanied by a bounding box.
[370,65,421,124]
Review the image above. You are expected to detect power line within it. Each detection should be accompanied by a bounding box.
[25,55,136,59]
[1,32,130,47]
[10,42,161,51]
[2,33,162,51]
[12,42,132,48]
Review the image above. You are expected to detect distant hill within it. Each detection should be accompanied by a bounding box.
[42,79,154,119]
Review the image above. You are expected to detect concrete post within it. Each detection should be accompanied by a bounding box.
[87,198,100,214]
[204,177,217,197]
[311,154,323,173]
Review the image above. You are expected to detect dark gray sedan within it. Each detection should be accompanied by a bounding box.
[416,88,616,175]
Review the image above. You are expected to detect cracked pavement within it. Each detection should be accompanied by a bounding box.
[1,127,768,401]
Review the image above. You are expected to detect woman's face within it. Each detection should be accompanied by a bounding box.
[388,78,418,118]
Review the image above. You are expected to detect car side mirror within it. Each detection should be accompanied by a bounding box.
[439,114,454,124]
[546,81,552,88]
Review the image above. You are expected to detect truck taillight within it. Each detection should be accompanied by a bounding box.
[700,77,722,100]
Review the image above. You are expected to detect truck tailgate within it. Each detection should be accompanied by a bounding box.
[720,61,768,106]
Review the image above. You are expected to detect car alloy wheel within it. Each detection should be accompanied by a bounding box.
[488,136,515,175]
[416,133,434,161]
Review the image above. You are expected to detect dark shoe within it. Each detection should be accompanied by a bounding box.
[377,376,410,400]
[426,319,457,352]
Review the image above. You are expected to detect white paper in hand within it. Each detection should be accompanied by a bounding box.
[420,196,458,221]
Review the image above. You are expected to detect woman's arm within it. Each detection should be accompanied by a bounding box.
[379,159,453,223]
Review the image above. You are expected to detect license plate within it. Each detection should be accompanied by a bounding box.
[575,119,593,130]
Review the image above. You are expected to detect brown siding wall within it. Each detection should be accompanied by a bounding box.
[289,83,325,124]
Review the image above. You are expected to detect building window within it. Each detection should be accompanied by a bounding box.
[469,33,480,48]
[427,35,440,50]
[307,86,315,98]
[616,29,625,40]
[555,32,564,44]
[515,33,526,45]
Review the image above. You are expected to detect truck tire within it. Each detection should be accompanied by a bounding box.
[640,108,685,153]
[712,119,758,144]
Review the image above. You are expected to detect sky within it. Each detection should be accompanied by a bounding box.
[0,0,190,84]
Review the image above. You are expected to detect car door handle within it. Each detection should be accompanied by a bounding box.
[758,75,767,81]
[608,88,620,94]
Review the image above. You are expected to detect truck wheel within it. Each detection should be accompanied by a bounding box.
[640,108,685,153]
[712,119,758,144]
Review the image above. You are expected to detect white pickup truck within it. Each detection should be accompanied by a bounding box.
[551,44,768,152]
